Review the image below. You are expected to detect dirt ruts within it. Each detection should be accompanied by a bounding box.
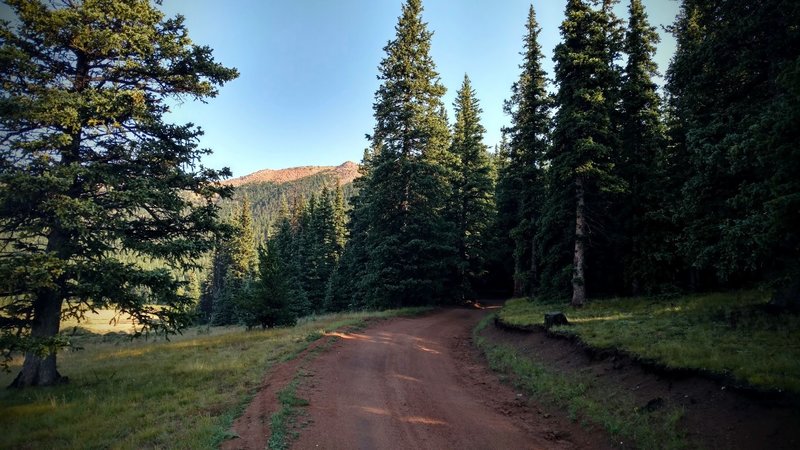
[226,307,608,449]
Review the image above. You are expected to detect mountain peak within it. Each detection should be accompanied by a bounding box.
[225,161,359,187]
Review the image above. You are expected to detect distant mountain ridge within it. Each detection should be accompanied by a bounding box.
[225,161,360,187]
[220,161,360,240]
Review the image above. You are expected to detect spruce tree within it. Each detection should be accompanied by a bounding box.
[490,133,518,295]
[0,0,237,386]
[326,152,374,311]
[618,0,667,294]
[356,0,456,307]
[550,0,624,306]
[228,197,258,280]
[210,199,257,325]
[667,0,800,299]
[500,5,554,297]
[450,75,495,299]
[241,243,296,330]
[272,206,311,317]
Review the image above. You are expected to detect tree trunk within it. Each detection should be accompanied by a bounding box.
[513,249,524,298]
[10,287,65,388]
[529,227,537,298]
[572,178,586,307]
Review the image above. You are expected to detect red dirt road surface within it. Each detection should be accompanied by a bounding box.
[290,308,606,450]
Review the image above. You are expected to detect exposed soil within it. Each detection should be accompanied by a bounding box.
[222,335,337,450]
[482,320,800,449]
[226,307,610,449]
[224,305,800,449]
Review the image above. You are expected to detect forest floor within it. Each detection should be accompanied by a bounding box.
[227,302,800,450]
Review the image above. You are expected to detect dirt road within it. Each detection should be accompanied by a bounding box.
[288,307,603,449]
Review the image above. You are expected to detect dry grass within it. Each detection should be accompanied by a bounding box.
[0,308,429,449]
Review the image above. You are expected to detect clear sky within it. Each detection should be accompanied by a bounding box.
[160,0,681,178]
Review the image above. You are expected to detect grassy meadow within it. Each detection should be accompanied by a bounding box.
[0,308,428,449]
[498,291,800,394]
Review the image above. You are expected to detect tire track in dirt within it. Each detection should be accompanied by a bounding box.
[290,308,607,449]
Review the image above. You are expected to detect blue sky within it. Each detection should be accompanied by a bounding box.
[160,0,680,178]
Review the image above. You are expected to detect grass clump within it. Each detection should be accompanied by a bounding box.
[474,316,686,449]
[268,376,310,450]
[0,307,428,450]
[499,291,800,394]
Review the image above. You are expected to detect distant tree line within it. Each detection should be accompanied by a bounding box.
[218,172,356,244]
[200,187,347,327]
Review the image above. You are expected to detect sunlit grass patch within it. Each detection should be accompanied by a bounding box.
[498,291,800,393]
[0,307,429,450]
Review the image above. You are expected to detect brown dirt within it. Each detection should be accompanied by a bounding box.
[223,307,611,449]
[482,321,800,449]
[221,335,338,450]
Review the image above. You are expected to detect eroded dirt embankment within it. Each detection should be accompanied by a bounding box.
[483,318,800,450]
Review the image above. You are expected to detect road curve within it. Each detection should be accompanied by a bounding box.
[292,307,596,450]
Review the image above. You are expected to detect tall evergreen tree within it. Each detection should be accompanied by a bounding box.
[352,0,457,307]
[240,242,296,330]
[618,0,667,294]
[667,0,800,299]
[326,152,373,312]
[0,0,237,386]
[499,5,554,297]
[488,134,517,296]
[228,197,258,280]
[450,75,495,299]
[550,0,624,306]
[274,209,311,318]
[210,199,257,325]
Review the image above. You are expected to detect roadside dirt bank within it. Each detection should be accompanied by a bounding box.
[482,319,800,449]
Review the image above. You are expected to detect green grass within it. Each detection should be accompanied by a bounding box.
[474,315,686,449]
[499,291,800,394]
[267,375,310,450]
[0,307,429,450]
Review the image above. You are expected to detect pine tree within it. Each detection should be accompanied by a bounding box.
[331,184,348,258]
[500,5,554,297]
[229,197,258,280]
[198,240,231,324]
[0,0,237,386]
[489,133,517,295]
[667,0,800,299]
[354,0,457,307]
[450,75,495,299]
[326,152,374,312]
[272,207,311,317]
[240,243,296,330]
[618,0,667,294]
[550,0,624,306]
[210,199,257,325]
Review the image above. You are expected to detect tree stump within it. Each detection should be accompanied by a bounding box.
[544,312,569,329]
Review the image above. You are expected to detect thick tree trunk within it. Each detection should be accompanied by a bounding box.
[529,227,537,298]
[10,288,65,388]
[513,250,524,298]
[572,178,586,307]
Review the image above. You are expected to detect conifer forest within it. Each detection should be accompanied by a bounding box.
[1,0,798,417]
